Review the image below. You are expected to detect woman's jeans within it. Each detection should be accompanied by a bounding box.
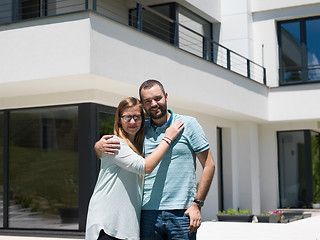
[140,210,196,240]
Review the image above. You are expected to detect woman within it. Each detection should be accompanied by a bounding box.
[86,97,184,240]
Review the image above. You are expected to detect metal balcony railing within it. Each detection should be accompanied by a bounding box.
[0,0,267,85]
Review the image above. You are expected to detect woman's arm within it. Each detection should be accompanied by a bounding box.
[103,121,184,174]
[144,121,184,174]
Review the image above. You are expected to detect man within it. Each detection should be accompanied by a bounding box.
[95,80,215,239]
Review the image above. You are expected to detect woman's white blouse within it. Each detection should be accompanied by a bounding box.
[85,136,145,240]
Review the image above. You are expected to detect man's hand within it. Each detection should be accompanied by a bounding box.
[94,135,120,159]
[185,203,201,233]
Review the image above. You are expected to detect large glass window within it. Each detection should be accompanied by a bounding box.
[0,103,117,233]
[8,106,78,229]
[306,18,320,81]
[278,17,320,85]
[279,21,302,83]
[278,130,320,208]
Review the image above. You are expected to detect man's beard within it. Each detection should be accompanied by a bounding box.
[147,104,167,120]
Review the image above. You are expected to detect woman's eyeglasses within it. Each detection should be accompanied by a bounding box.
[121,115,142,122]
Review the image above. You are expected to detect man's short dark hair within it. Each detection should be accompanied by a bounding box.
[139,79,166,100]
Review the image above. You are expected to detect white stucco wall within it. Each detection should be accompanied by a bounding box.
[0,13,91,84]
[185,0,221,22]
[220,0,254,60]
[251,0,320,13]
[269,84,320,121]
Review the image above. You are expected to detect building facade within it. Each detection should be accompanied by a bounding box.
[0,0,320,237]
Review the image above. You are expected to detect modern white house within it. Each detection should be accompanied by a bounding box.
[0,0,320,238]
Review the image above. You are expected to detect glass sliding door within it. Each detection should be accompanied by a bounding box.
[0,103,118,232]
[8,106,79,229]
[278,130,320,208]
[278,131,306,208]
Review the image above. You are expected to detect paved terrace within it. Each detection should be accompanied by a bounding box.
[198,212,320,240]
[0,211,320,240]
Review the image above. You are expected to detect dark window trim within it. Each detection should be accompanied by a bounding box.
[2,103,80,112]
[217,127,224,211]
[3,111,9,229]
[78,103,116,231]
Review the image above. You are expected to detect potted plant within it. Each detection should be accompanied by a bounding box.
[256,210,283,223]
[217,208,253,222]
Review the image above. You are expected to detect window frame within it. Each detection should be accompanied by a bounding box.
[278,16,320,86]
[277,129,320,208]
[0,103,115,236]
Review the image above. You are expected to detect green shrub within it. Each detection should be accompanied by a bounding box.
[218,208,252,215]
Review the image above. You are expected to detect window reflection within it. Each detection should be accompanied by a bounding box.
[279,17,320,84]
[278,131,305,208]
[280,22,302,83]
[306,19,320,81]
[99,112,115,137]
[278,130,320,208]
[8,106,78,229]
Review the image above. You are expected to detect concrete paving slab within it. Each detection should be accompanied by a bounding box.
[0,215,320,240]
[197,215,320,240]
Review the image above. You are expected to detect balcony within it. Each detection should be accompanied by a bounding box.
[0,0,266,86]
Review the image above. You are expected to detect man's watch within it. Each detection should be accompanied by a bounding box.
[193,199,204,208]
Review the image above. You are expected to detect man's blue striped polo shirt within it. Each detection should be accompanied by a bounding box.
[142,110,210,210]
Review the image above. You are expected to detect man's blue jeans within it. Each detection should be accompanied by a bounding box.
[140,210,196,240]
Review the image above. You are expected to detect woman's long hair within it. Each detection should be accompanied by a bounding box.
[114,97,145,156]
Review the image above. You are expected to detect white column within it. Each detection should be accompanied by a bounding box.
[235,122,261,214]
[220,0,253,59]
